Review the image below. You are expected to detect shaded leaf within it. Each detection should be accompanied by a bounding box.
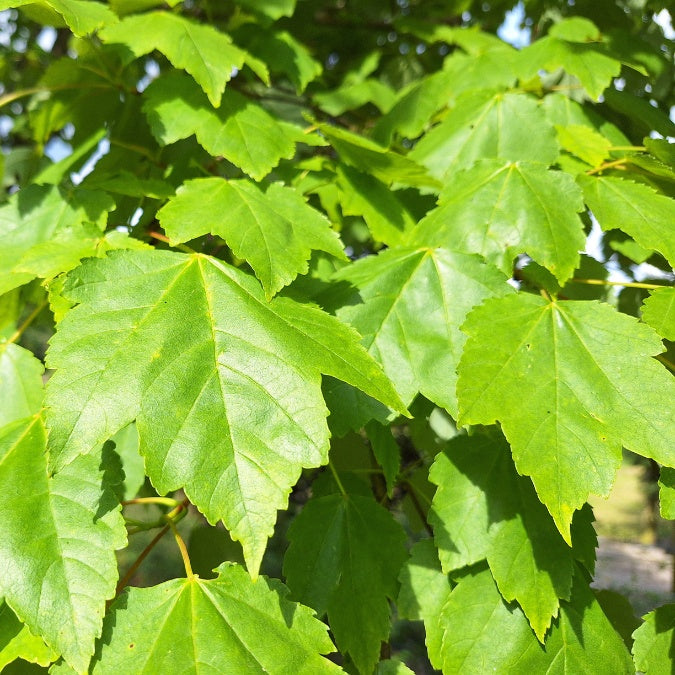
[284,492,407,675]
[335,165,415,246]
[45,250,405,574]
[594,589,640,651]
[236,0,296,20]
[315,79,396,116]
[457,294,675,542]
[658,467,675,520]
[0,416,126,672]
[157,177,345,298]
[579,175,675,268]
[408,161,585,284]
[365,420,399,498]
[0,601,56,669]
[239,28,321,93]
[143,72,296,180]
[317,124,440,189]
[322,378,391,438]
[91,564,340,673]
[397,539,452,669]
[332,247,511,415]
[429,433,588,640]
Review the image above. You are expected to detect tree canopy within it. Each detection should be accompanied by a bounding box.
[0,0,673,673]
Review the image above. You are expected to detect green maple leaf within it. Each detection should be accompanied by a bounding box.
[100,12,267,107]
[143,72,297,180]
[407,161,585,284]
[45,249,406,574]
[632,604,675,674]
[316,124,440,189]
[642,288,675,341]
[240,29,322,93]
[409,91,559,177]
[0,0,117,36]
[519,29,622,100]
[555,124,612,167]
[157,177,346,299]
[429,433,596,640]
[332,246,511,416]
[284,491,407,675]
[335,165,416,246]
[578,174,675,268]
[457,293,675,542]
[236,0,296,20]
[658,467,675,519]
[0,416,126,673]
[90,563,340,673]
[0,344,44,428]
[373,46,519,145]
[440,565,633,672]
[0,601,57,669]
[0,184,115,295]
[397,540,452,670]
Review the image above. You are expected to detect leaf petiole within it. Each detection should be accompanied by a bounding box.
[7,300,49,345]
[571,278,668,290]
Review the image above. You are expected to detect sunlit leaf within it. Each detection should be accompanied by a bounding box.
[157,177,345,298]
[457,294,675,542]
[46,249,406,574]
[91,564,340,673]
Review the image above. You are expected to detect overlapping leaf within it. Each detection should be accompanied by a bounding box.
[457,294,675,542]
[239,29,321,93]
[284,492,407,675]
[335,165,415,246]
[91,564,340,673]
[100,12,267,107]
[642,288,675,341]
[429,433,596,640]
[658,467,675,520]
[373,47,519,144]
[331,247,511,415]
[317,124,440,189]
[157,177,345,298]
[407,161,585,284]
[409,91,559,178]
[632,604,675,674]
[236,0,296,20]
[397,540,452,669]
[578,174,675,268]
[45,249,405,574]
[0,344,44,427]
[143,72,297,180]
[0,0,117,35]
[439,566,632,673]
[0,416,126,672]
[0,184,114,295]
[519,23,622,100]
[0,601,56,669]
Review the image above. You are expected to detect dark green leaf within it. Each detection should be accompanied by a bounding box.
[284,492,407,675]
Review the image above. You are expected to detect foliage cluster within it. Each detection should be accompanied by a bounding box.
[0,0,674,672]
